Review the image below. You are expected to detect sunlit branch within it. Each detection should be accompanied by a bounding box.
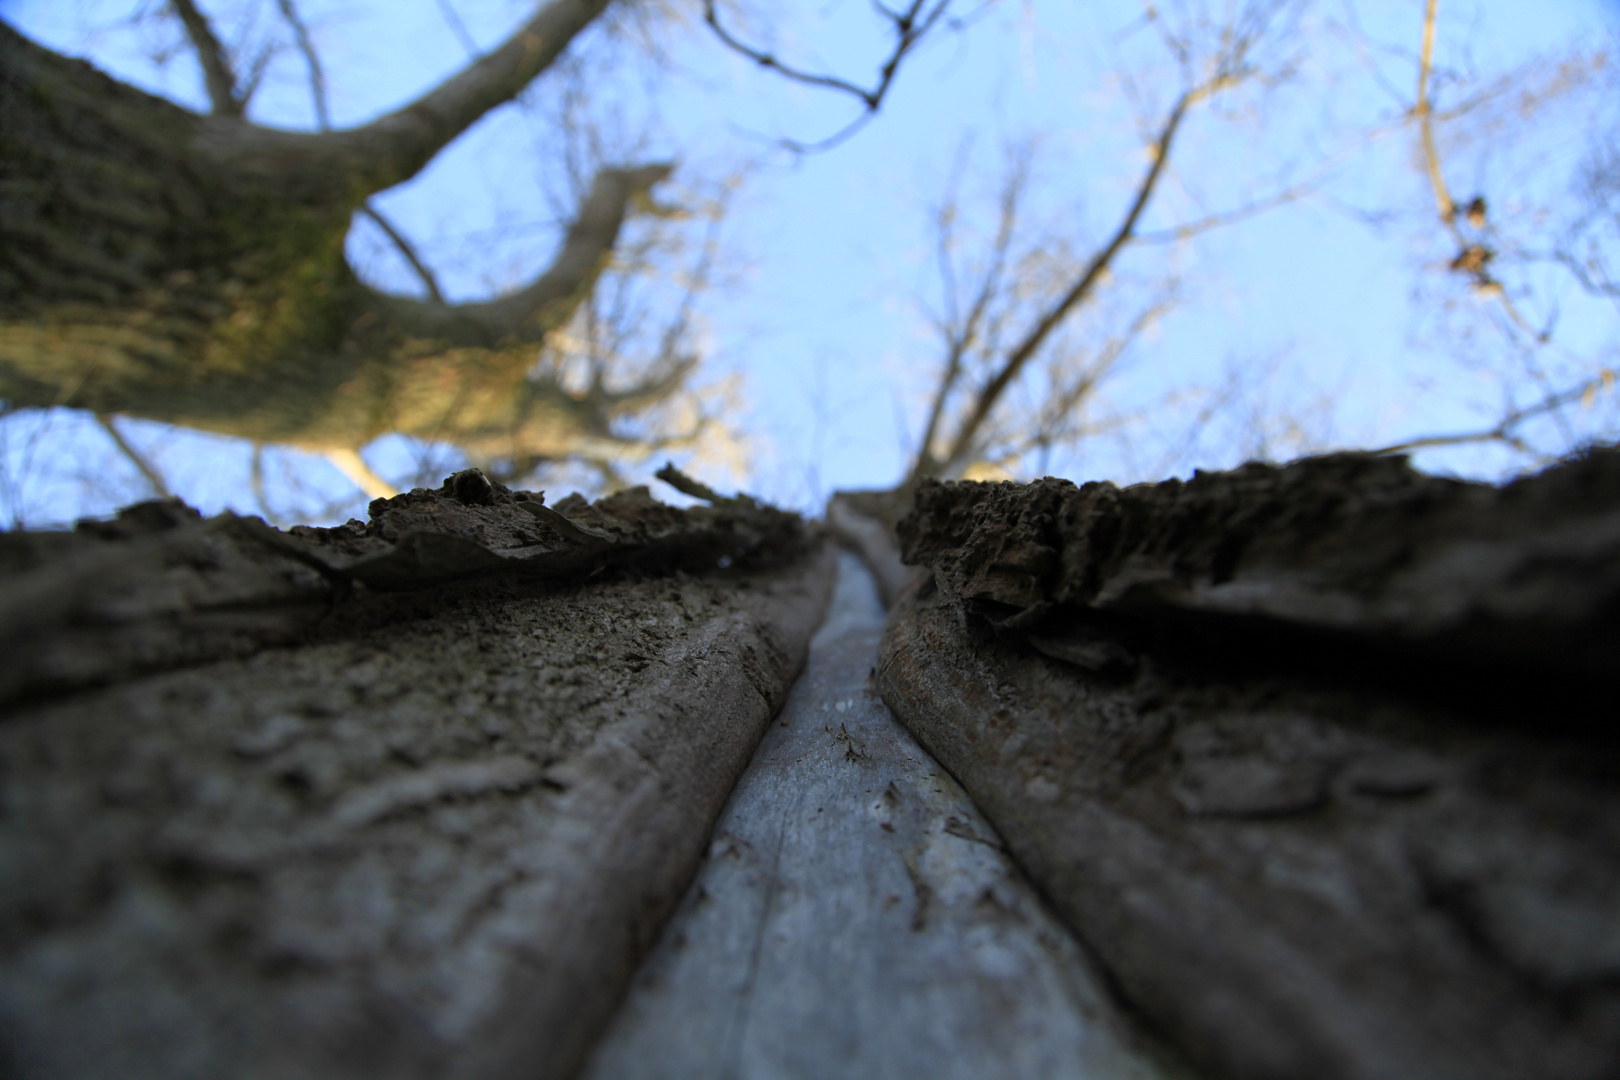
[325,448,398,499]
[914,152,1026,476]
[1413,0,1534,337]
[1415,0,1454,226]
[273,0,330,129]
[1369,375,1613,458]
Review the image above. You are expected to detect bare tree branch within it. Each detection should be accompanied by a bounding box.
[325,448,398,499]
[272,0,329,129]
[272,0,450,306]
[204,0,614,200]
[1414,0,1454,227]
[170,0,242,116]
[96,414,170,498]
[701,0,963,152]
[359,204,448,305]
[455,163,673,337]
[932,87,1198,477]
[1412,0,1535,336]
[915,148,1026,474]
[1369,374,1614,457]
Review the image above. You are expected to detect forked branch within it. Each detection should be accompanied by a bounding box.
[170,0,243,116]
[456,163,673,339]
[702,0,963,150]
[1370,374,1616,458]
[205,0,614,200]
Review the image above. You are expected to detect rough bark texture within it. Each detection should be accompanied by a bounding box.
[877,451,1620,1080]
[0,477,834,1080]
[585,554,1189,1080]
[0,13,674,462]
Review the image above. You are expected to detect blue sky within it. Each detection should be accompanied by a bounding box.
[3,0,1617,524]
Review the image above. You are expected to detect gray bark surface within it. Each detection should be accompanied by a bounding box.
[0,477,833,1080]
[824,491,920,609]
[1,18,679,465]
[584,553,1189,1080]
[877,452,1620,1080]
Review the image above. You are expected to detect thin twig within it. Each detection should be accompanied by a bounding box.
[359,205,448,304]
[96,414,170,498]
[1412,0,1534,336]
[702,0,959,152]
[273,0,448,305]
[1369,377,1609,457]
[914,149,1026,476]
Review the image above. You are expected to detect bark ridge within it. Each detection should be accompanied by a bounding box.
[878,450,1620,1080]
[0,476,834,1080]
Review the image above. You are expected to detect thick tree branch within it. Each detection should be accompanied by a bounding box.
[271,0,448,305]
[202,0,613,199]
[933,89,1196,477]
[453,163,672,339]
[170,0,242,116]
[325,448,398,499]
[332,0,611,190]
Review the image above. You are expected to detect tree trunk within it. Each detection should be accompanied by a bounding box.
[877,450,1620,1080]
[0,14,671,463]
[583,553,1191,1079]
[0,473,833,1080]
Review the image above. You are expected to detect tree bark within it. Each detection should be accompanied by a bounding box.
[0,14,670,462]
[0,475,834,1080]
[584,553,1190,1079]
[877,450,1620,1080]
